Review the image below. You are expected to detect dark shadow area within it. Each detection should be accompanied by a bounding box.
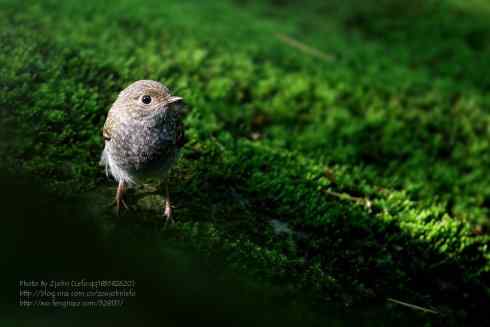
[0,167,438,326]
[0,169,310,326]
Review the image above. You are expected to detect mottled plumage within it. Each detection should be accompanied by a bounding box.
[100,80,187,221]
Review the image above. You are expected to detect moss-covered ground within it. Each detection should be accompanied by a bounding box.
[1,0,489,325]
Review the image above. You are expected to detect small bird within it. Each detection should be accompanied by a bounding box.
[100,80,187,222]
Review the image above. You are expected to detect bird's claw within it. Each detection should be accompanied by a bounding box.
[116,198,129,216]
[106,197,130,215]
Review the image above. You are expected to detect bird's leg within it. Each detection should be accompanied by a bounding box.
[115,180,129,215]
[163,182,174,224]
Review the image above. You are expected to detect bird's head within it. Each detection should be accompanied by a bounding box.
[115,80,186,120]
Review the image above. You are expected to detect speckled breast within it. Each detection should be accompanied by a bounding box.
[108,113,180,181]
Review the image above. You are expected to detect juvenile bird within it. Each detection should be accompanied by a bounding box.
[100,80,187,222]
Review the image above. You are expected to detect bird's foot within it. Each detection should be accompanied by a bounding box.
[106,197,130,215]
[164,199,174,225]
[113,181,129,216]
[116,197,129,216]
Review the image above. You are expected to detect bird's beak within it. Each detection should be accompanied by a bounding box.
[166,96,183,104]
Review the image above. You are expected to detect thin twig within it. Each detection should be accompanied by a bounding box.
[274,33,335,62]
[387,298,439,314]
[322,189,372,210]
[428,257,452,270]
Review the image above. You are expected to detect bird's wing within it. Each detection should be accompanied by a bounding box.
[102,114,114,141]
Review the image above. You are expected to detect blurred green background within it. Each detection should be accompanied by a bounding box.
[1,0,489,325]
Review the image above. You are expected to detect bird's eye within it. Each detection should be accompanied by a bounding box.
[141,95,152,104]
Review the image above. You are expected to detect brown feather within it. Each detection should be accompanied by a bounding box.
[102,115,113,141]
